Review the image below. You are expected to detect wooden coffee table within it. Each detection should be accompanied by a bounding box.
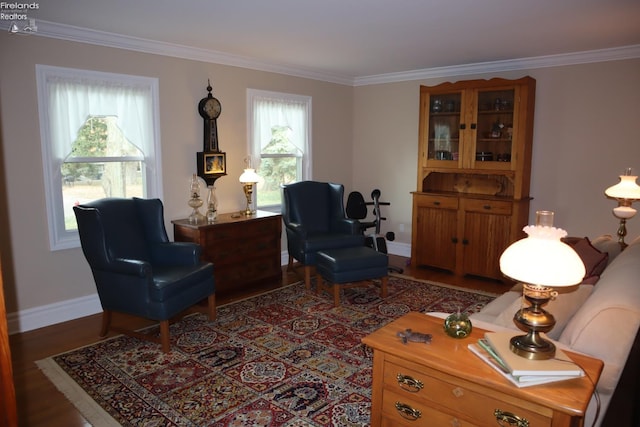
[361,312,603,427]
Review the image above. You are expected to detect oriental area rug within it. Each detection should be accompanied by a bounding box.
[37,275,497,427]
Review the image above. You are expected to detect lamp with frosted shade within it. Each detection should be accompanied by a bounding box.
[239,167,260,216]
[499,210,585,360]
[605,168,640,250]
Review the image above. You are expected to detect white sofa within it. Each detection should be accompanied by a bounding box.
[466,234,640,426]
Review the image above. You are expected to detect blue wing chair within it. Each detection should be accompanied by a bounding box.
[73,197,216,352]
[282,181,365,288]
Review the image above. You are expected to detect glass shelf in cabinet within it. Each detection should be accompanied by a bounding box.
[477,109,514,115]
[477,138,512,142]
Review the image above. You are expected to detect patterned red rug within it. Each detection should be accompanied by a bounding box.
[38,275,497,426]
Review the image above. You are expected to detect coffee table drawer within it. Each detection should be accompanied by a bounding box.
[383,360,552,427]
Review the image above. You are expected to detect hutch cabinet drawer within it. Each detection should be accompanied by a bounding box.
[464,198,512,215]
[383,361,551,426]
[414,193,459,210]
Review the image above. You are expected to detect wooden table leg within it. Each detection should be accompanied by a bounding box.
[380,276,388,298]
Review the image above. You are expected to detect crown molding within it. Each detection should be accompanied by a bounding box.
[12,20,356,86]
[354,45,640,86]
[5,20,640,87]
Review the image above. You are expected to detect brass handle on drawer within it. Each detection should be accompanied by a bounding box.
[395,402,422,421]
[396,373,424,392]
[433,201,441,206]
[494,409,529,427]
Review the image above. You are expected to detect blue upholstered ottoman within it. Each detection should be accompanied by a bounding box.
[315,246,388,306]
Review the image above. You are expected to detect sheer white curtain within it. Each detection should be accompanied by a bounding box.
[36,65,161,250]
[250,91,310,177]
[45,71,155,168]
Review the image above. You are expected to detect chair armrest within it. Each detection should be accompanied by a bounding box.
[111,258,152,277]
[285,222,308,239]
[151,242,202,265]
[332,218,361,235]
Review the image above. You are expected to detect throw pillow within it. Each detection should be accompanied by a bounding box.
[591,234,622,265]
[562,236,608,282]
[493,284,594,340]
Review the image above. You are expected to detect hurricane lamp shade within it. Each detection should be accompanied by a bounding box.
[499,211,585,360]
[239,168,260,216]
[605,168,640,249]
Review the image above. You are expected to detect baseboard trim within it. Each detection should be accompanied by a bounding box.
[9,243,412,334]
[387,241,411,258]
[8,293,102,335]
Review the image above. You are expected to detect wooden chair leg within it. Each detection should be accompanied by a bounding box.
[207,294,216,321]
[100,310,112,337]
[304,266,312,290]
[333,284,341,307]
[287,255,294,271]
[380,276,388,298]
[159,320,171,353]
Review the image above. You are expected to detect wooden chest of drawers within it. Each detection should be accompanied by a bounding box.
[172,211,282,297]
[362,313,602,427]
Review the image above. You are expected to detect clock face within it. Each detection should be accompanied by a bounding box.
[203,98,221,119]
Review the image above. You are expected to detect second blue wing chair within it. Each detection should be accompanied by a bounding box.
[282,181,365,288]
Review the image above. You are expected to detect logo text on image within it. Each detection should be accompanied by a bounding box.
[1,2,39,21]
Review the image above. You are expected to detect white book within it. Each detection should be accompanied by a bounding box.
[468,343,583,388]
[483,332,584,377]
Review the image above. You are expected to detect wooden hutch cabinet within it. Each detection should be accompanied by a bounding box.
[411,77,535,280]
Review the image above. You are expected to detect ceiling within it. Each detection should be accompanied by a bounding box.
[9,0,640,84]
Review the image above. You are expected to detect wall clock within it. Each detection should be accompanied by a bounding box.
[198,80,222,152]
[196,80,227,186]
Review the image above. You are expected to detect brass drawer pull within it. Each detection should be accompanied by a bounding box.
[395,402,422,421]
[494,409,529,427]
[396,373,424,392]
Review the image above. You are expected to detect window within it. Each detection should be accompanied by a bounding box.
[247,89,311,209]
[36,65,162,250]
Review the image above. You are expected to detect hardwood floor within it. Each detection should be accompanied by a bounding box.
[7,256,633,426]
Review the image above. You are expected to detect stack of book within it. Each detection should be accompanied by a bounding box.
[468,332,584,387]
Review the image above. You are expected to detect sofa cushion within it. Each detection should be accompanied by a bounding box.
[493,284,594,340]
[562,237,608,283]
[559,240,640,394]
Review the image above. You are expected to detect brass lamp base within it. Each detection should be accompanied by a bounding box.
[242,183,256,216]
[510,332,556,360]
[615,217,629,250]
[510,284,557,360]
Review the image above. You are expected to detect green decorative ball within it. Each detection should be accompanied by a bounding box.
[444,311,473,339]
